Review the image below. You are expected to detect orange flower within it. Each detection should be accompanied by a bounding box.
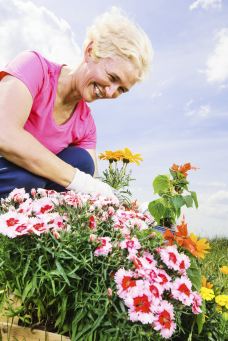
[175,220,188,238]
[171,163,179,172]
[171,163,198,177]
[163,229,175,245]
[201,276,213,289]
[165,218,210,260]
[181,237,198,255]
[174,220,193,250]
[188,233,210,259]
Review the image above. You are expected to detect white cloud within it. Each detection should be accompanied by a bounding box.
[185,100,211,119]
[0,0,81,67]
[196,181,227,189]
[189,0,222,10]
[205,28,228,84]
[187,189,228,237]
[207,190,228,205]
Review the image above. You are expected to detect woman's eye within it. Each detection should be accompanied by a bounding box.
[108,74,116,82]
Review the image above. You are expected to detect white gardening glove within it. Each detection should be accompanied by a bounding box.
[66,168,117,199]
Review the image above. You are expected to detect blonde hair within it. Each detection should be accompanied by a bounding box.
[83,7,153,81]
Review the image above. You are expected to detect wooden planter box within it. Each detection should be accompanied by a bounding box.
[0,316,70,341]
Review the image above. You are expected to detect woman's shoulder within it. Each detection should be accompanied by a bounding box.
[29,51,62,74]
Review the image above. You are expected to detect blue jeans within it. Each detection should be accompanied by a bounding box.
[0,147,95,198]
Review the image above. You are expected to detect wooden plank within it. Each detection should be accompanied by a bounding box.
[0,322,71,341]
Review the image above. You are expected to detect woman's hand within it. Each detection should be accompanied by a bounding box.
[67,168,117,199]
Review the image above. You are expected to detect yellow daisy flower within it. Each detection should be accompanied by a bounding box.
[121,148,143,165]
[189,233,210,259]
[215,295,228,309]
[99,150,123,162]
[200,287,215,301]
[220,266,228,275]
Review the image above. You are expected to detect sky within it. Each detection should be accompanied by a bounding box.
[0,0,227,238]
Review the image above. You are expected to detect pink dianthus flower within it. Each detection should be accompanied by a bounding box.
[153,300,176,339]
[171,277,193,306]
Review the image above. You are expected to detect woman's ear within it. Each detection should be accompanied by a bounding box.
[84,41,94,62]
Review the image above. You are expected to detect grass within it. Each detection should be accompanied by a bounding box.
[201,238,228,290]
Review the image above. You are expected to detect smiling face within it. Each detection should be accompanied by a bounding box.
[76,43,139,102]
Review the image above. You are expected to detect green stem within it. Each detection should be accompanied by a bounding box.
[187,318,196,341]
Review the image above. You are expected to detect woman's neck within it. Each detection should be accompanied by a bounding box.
[57,65,82,106]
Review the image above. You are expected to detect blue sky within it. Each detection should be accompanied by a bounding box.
[0,0,227,237]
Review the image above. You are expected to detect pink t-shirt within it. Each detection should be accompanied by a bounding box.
[0,51,96,154]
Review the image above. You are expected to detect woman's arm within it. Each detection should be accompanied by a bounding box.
[86,149,99,178]
[0,75,75,187]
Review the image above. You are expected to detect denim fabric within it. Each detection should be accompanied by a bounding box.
[0,146,95,198]
[154,225,175,234]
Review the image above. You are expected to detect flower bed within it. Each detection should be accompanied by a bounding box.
[0,187,208,340]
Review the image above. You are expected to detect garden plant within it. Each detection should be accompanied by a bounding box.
[0,151,227,340]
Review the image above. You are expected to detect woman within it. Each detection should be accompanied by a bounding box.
[0,8,153,199]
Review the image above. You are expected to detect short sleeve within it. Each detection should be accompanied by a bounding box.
[0,51,44,99]
[75,115,97,149]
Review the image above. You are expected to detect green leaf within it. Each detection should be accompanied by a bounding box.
[22,281,33,302]
[35,298,45,321]
[196,313,205,334]
[55,260,70,286]
[196,301,206,334]
[170,195,185,211]
[61,296,68,324]
[169,168,177,178]
[184,195,194,208]
[153,175,170,194]
[187,257,201,291]
[22,256,31,283]
[190,191,198,208]
[148,199,165,223]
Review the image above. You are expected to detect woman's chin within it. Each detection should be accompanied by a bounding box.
[84,96,97,103]
[82,89,98,102]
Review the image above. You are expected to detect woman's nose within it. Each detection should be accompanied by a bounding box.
[105,84,119,98]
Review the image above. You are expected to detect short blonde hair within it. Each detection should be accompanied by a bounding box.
[83,7,153,81]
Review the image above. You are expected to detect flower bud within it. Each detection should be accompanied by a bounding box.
[89,216,97,230]
[107,288,113,297]
[149,232,157,239]
[89,234,97,242]
[52,230,60,239]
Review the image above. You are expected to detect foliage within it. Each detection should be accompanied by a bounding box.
[148,163,198,228]
[0,188,204,340]
[196,238,228,341]
[173,239,228,341]
[0,161,226,340]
